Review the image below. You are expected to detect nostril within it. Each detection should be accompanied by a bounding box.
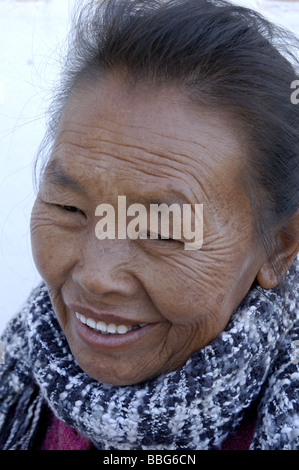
[71,239,142,298]
[72,264,141,298]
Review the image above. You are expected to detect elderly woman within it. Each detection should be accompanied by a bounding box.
[0,0,298,451]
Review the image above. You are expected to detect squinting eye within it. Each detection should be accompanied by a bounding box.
[157,233,171,241]
[148,231,175,242]
[62,205,80,213]
[139,230,172,241]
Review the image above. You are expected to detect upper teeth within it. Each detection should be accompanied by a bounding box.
[75,312,147,335]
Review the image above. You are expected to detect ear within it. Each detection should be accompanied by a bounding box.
[256,211,299,289]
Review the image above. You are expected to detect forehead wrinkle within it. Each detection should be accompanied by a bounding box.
[59,105,217,162]
[92,128,237,183]
[42,152,194,208]
[52,137,213,189]
[54,125,191,170]
[50,102,243,208]
[84,133,215,184]
[57,105,238,184]
[46,141,209,208]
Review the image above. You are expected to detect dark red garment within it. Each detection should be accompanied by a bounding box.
[41,414,93,450]
[220,404,257,450]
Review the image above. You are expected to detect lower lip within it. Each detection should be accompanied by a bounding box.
[73,314,158,351]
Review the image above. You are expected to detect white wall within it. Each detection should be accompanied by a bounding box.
[0,0,298,333]
[0,0,77,333]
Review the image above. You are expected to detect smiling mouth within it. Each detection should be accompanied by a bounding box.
[75,312,148,335]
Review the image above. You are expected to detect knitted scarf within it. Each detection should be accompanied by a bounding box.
[0,259,298,450]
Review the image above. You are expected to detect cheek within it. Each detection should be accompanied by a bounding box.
[140,254,210,329]
[144,252,222,311]
[141,237,258,340]
[30,202,77,287]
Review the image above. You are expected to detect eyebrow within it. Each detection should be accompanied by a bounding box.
[43,160,86,194]
[43,160,192,207]
[136,193,189,208]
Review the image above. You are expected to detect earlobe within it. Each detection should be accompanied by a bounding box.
[256,261,283,289]
[257,212,299,289]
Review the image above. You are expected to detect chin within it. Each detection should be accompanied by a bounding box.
[81,366,151,386]
[74,351,168,386]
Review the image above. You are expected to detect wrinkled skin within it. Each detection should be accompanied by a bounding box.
[30,76,271,385]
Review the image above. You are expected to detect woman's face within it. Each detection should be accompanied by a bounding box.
[31,77,266,385]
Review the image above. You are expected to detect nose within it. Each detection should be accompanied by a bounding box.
[72,238,140,299]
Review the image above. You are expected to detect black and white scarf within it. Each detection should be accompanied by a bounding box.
[0,259,298,450]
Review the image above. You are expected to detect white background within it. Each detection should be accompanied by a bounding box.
[0,0,299,333]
